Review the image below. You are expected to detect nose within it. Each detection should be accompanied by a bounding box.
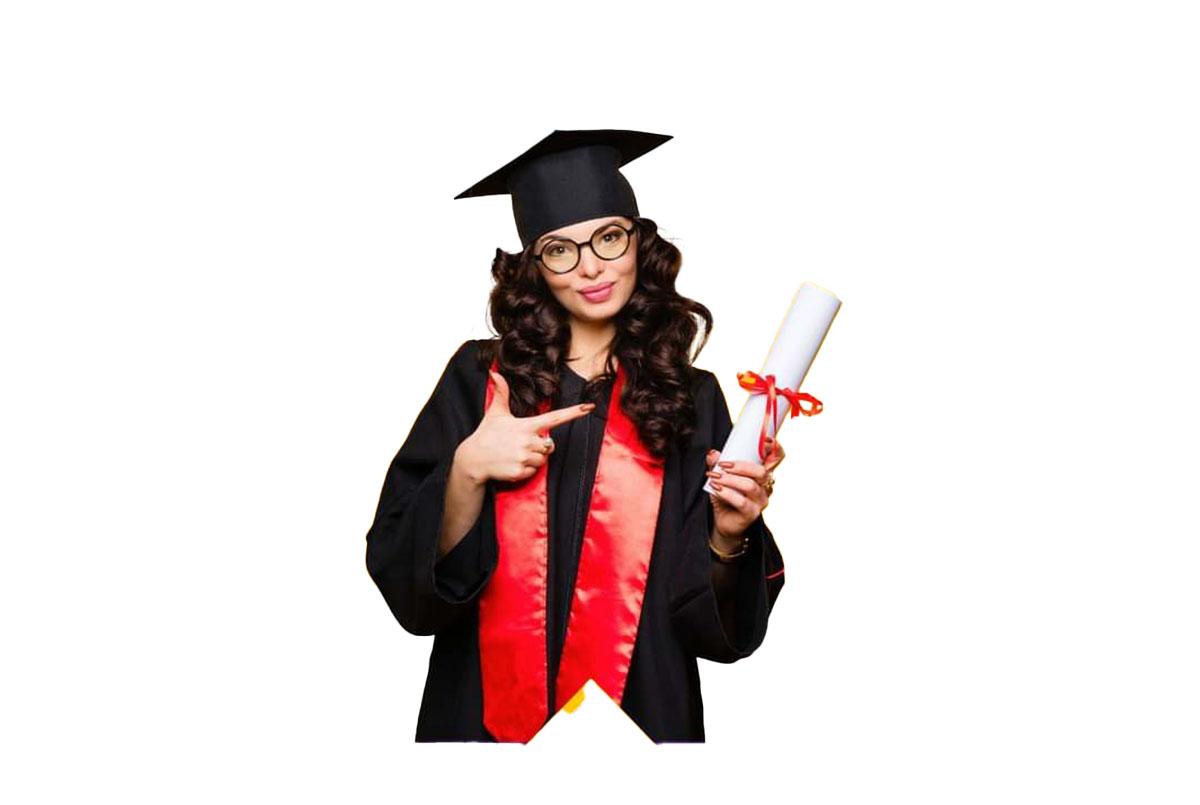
[577,245,604,279]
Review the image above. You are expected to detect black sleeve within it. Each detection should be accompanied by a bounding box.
[365,340,499,636]
[668,371,786,662]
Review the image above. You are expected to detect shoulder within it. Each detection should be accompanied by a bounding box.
[427,338,493,399]
[689,366,720,401]
[443,338,496,374]
[681,366,727,447]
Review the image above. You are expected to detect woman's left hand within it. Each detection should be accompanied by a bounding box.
[706,436,786,540]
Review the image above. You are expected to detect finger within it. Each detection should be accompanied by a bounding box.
[527,402,595,431]
[715,457,769,483]
[506,462,534,481]
[511,459,543,479]
[485,370,513,417]
[708,469,769,508]
[528,434,554,453]
[706,449,720,470]
[709,482,758,519]
[522,449,547,469]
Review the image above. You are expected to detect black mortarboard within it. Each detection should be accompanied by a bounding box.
[453,128,673,249]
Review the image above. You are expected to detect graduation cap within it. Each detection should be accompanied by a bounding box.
[454,129,673,249]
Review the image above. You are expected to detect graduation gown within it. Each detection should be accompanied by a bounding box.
[365,339,786,742]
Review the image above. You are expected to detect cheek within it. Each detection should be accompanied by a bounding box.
[619,257,638,288]
[546,276,575,304]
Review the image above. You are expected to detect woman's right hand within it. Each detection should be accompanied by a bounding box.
[455,369,595,485]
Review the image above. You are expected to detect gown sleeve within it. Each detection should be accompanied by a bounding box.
[668,370,786,662]
[365,340,499,636]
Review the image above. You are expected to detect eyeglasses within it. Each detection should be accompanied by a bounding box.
[533,221,636,274]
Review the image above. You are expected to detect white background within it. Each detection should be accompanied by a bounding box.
[3,1,1198,802]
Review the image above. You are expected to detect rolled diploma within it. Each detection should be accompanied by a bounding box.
[703,281,841,495]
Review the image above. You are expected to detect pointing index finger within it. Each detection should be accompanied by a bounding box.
[527,402,595,432]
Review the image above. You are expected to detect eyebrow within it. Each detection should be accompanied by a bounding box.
[535,217,627,248]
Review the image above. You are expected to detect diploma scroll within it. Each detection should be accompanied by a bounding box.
[703,281,841,495]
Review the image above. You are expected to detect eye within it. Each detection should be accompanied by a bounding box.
[547,244,566,256]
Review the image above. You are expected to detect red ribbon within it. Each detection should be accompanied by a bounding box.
[735,370,823,465]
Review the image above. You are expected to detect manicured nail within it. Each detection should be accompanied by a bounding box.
[710,481,724,490]
[706,470,723,478]
[719,460,734,468]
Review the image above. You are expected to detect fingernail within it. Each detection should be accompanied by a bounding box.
[719,460,734,468]
[711,481,723,490]
[706,470,722,478]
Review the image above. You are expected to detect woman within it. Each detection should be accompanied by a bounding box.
[365,129,787,743]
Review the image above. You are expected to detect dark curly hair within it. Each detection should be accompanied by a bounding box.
[475,216,713,461]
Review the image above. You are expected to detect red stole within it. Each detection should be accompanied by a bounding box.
[478,358,665,743]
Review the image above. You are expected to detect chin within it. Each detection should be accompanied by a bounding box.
[581,294,629,319]
[572,305,614,322]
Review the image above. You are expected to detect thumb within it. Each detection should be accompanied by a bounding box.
[485,370,513,417]
[706,449,720,470]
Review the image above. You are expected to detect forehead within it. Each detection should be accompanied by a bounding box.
[536,216,628,246]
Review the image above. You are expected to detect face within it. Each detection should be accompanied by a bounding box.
[533,215,638,324]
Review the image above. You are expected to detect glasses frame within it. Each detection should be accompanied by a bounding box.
[532,221,637,275]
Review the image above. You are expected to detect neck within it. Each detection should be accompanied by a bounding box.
[567,318,616,378]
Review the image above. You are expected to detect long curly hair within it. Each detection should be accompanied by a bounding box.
[475,216,713,461]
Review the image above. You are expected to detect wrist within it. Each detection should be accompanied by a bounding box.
[709,524,750,562]
[453,438,488,488]
[710,525,745,553]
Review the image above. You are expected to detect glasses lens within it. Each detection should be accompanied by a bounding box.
[592,225,630,260]
[540,240,579,273]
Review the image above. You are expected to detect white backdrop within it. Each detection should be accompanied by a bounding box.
[3,1,1198,802]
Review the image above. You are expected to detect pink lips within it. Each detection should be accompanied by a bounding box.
[579,282,615,303]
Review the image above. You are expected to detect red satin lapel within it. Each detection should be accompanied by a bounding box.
[479,364,551,743]
[478,358,665,743]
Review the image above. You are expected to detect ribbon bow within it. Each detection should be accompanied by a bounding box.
[736,370,823,464]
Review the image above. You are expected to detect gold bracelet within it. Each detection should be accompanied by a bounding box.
[709,530,750,563]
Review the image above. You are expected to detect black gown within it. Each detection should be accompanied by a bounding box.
[365,339,786,742]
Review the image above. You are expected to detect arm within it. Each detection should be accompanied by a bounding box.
[425,439,494,604]
[365,341,498,636]
[710,523,743,639]
[668,371,786,662]
[437,440,488,560]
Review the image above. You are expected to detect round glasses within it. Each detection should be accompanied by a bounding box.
[533,222,635,274]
